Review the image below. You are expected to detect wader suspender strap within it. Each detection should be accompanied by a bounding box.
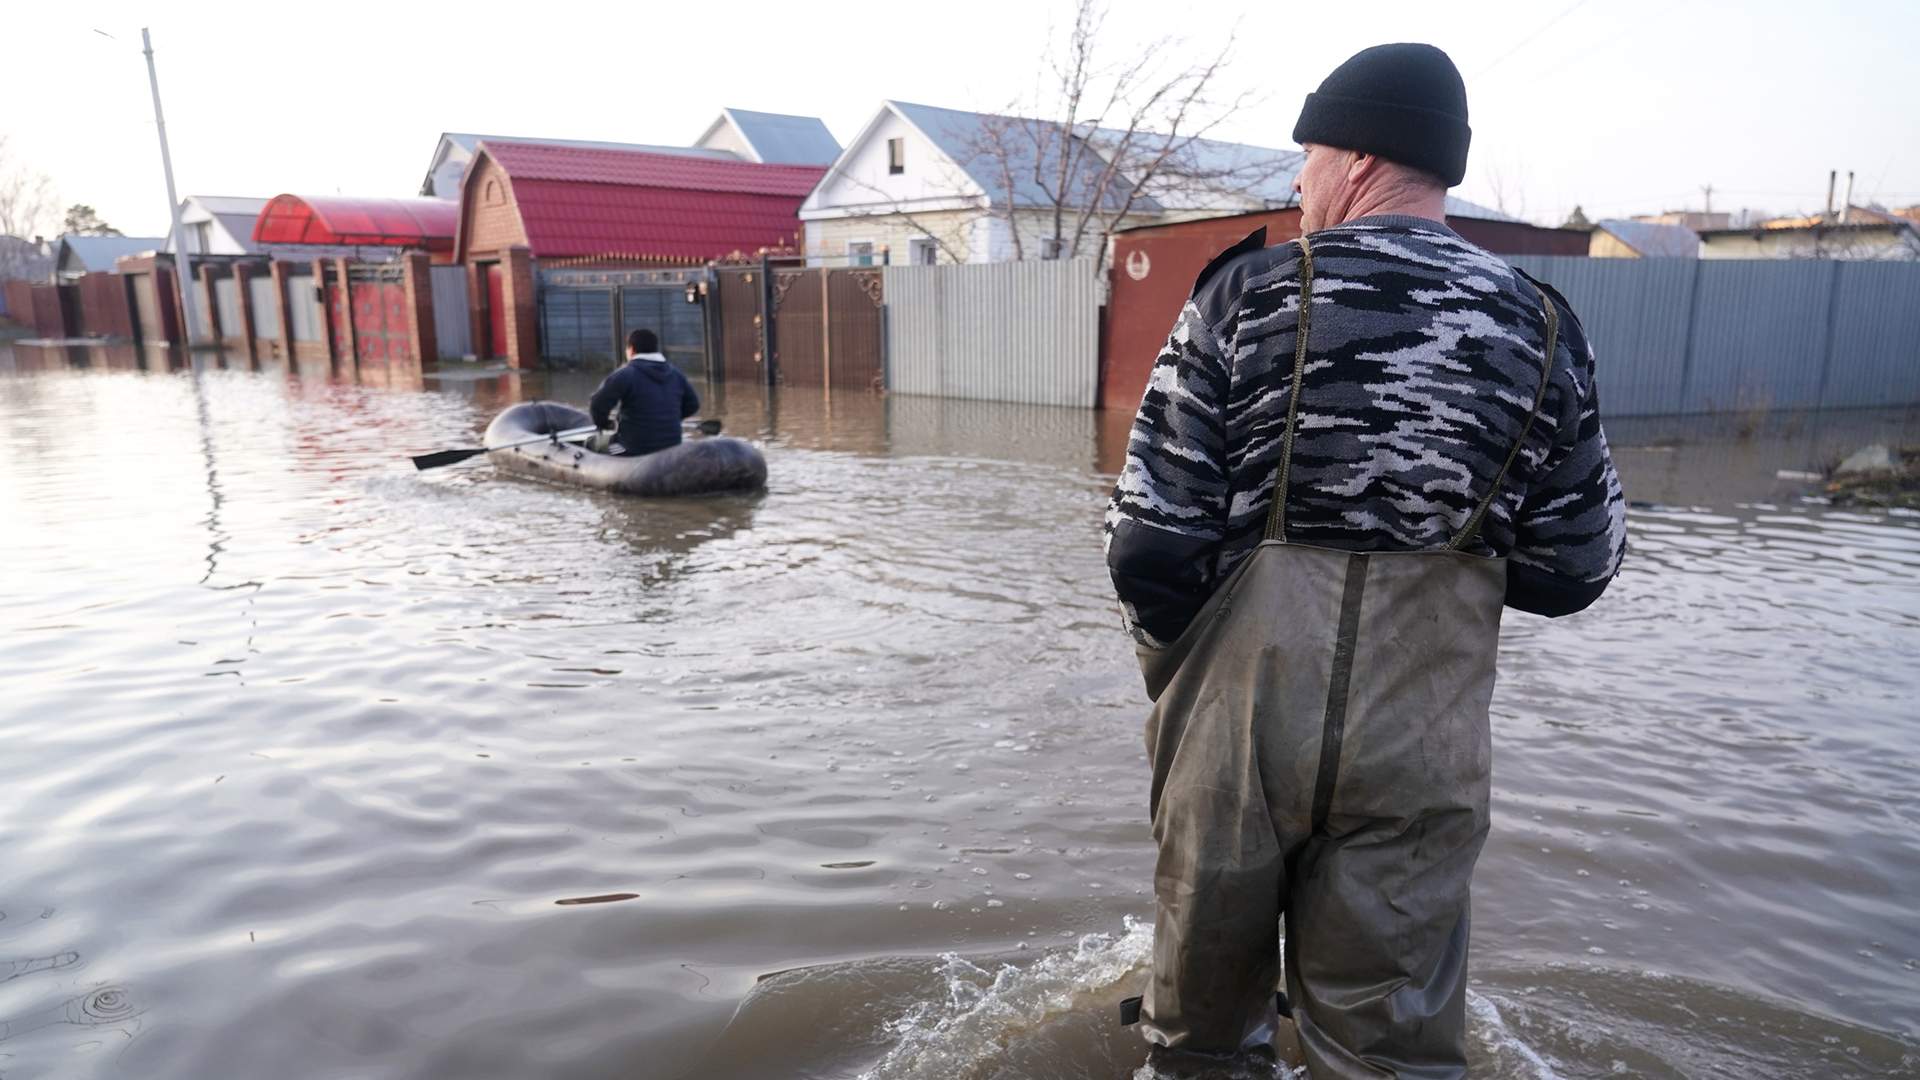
[1446,294,1560,550]
[1263,237,1316,543]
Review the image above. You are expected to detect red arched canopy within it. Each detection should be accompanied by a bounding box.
[253,194,458,251]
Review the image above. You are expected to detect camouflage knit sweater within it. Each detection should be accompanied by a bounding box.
[1105,215,1627,648]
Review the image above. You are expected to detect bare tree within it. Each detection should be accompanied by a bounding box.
[0,135,60,280]
[1480,157,1529,221]
[964,0,1290,275]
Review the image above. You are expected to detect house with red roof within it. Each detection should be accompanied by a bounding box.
[453,140,826,365]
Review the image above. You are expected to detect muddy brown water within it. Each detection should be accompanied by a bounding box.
[1,344,1917,1079]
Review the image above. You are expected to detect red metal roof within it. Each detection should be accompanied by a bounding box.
[254,194,459,250]
[469,142,826,262]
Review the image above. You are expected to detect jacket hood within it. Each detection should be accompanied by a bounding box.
[629,353,675,381]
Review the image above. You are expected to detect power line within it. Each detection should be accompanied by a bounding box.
[1473,0,1592,78]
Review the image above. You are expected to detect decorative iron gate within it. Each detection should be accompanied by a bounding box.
[709,266,884,391]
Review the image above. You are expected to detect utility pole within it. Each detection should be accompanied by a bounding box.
[1700,183,1713,215]
[142,27,201,346]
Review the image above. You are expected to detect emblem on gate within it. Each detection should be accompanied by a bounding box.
[1125,250,1151,281]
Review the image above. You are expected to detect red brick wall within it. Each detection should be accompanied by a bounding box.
[501,246,538,368]
[462,156,528,258]
[401,253,436,364]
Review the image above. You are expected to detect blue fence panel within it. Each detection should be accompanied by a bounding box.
[1820,261,1920,409]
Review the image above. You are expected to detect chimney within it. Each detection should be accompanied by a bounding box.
[1826,170,1837,221]
[1841,171,1855,224]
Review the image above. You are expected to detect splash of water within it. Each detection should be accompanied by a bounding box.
[852,918,1576,1080]
[857,917,1156,1080]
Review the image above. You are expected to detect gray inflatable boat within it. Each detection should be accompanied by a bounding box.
[485,402,766,496]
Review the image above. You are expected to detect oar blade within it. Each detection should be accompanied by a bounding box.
[411,447,485,471]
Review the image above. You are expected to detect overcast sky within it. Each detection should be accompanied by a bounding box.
[5,0,1917,238]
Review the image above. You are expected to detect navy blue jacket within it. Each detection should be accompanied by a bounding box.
[588,354,700,456]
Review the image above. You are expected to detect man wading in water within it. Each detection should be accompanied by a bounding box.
[589,328,701,457]
[1105,43,1627,1078]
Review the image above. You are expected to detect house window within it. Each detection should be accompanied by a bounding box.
[887,137,905,175]
[909,238,937,265]
[192,221,214,254]
[848,241,876,267]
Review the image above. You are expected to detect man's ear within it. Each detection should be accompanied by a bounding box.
[1348,151,1382,182]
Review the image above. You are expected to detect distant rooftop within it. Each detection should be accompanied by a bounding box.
[1597,218,1700,257]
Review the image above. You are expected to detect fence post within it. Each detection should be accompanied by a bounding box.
[269,260,294,363]
[334,257,358,373]
[502,246,537,369]
[401,252,436,364]
[232,261,259,368]
[820,266,833,396]
[760,252,777,386]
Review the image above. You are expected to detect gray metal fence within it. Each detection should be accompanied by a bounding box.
[1508,256,1920,415]
[430,265,471,359]
[285,272,324,342]
[884,258,1102,408]
[246,274,279,340]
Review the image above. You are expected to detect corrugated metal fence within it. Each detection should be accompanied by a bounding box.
[1508,256,1920,415]
[885,258,1102,408]
[430,265,471,359]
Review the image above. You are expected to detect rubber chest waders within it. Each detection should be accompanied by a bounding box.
[1122,236,1558,1078]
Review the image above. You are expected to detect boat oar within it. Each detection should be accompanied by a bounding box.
[411,425,598,471]
[412,419,724,471]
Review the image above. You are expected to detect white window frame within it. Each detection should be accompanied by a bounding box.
[887,137,905,175]
[847,239,876,267]
[908,237,937,265]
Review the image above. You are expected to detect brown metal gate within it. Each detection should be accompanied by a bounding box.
[771,267,884,392]
[714,268,768,382]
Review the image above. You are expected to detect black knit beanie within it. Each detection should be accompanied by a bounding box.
[1292,43,1471,186]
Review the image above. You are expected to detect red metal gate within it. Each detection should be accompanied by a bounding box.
[485,263,508,359]
[349,265,411,363]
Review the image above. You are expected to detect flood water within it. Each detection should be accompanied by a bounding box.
[2,343,1917,1080]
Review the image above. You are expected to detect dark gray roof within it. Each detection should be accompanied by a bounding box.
[721,109,841,165]
[56,234,166,271]
[1598,218,1700,257]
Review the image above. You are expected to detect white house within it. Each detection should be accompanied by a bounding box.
[420,110,841,199]
[166,195,269,256]
[800,100,1517,267]
[693,108,842,165]
[799,101,1307,267]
